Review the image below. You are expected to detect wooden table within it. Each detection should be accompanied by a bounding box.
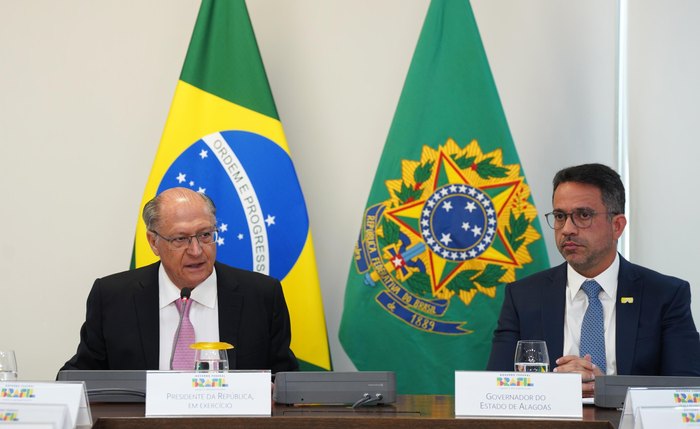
[90,395,621,428]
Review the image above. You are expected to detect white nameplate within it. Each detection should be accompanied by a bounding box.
[635,406,700,429]
[146,371,271,416]
[0,402,70,429]
[455,371,582,419]
[619,388,700,429]
[0,381,90,428]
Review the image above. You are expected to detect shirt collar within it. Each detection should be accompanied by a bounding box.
[567,252,620,300]
[158,264,218,309]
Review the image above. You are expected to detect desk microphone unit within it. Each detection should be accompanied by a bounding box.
[594,374,700,408]
[273,371,396,407]
[57,370,147,403]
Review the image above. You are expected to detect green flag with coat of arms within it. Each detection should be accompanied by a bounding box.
[338,0,550,394]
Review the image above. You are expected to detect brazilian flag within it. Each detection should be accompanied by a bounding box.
[339,0,549,393]
[133,0,330,371]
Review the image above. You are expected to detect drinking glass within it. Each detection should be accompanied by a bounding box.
[0,350,18,381]
[192,342,233,372]
[514,340,549,372]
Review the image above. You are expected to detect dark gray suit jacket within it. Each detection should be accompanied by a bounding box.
[487,256,700,375]
[61,261,298,373]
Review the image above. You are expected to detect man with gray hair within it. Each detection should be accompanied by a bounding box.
[62,187,298,373]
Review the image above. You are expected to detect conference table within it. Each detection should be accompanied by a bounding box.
[90,395,622,428]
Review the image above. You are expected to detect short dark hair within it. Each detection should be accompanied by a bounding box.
[552,163,625,214]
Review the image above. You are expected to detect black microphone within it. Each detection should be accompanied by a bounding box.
[170,287,193,370]
[180,287,192,301]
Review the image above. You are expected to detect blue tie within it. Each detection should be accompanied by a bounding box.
[580,279,606,373]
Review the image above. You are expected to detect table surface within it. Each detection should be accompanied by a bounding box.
[90,395,622,429]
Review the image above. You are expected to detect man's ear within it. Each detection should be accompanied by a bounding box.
[146,231,160,256]
[612,214,627,240]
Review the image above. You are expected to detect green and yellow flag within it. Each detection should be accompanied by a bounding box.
[339,0,549,393]
[133,0,330,371]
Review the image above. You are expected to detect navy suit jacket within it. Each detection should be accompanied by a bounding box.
[61,261,298,373]
[487,256,700,375]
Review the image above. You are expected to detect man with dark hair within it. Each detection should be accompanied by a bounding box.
[61,187,298,373]
[487,163,700,396]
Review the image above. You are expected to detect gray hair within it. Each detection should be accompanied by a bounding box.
[142,189,217,231]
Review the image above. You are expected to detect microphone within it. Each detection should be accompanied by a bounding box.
[170,287,192,370]
[180,287,192,300]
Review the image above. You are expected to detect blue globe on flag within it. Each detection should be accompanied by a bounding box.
[158,130,308,279]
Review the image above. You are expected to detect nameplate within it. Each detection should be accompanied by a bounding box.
[145,371,271,416]
[0,403,70,429]
[635,406,700,429]
[620,388,700,429]
[455,371,582,418]
[0,381,90,428]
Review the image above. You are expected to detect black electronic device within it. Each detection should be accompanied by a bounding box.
[273,371,396,407]
[57,370,147,403]
[594,375,700,408]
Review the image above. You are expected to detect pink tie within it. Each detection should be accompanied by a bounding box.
[171,299,196,370]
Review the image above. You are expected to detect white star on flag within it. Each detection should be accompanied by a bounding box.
[440,233,452,245]
[176,173,186,183]
[199,149,208,159]
[265,214,276,226]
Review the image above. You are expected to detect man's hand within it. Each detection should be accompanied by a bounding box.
[553,354,604,398]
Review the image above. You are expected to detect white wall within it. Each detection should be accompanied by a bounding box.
[627,0,700,310]
[0,0,696,380]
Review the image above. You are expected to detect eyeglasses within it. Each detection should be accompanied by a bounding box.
[150,229,218,249]
[544,209,618,230]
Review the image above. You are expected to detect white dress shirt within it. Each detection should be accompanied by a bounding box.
[158,265,220,370]
[563,253,619,375]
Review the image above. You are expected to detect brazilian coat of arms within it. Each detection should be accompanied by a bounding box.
[354,138,542,334]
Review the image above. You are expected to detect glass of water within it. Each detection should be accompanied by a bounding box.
[0,350,18,381]
[514,340,549,372]
[192,342,233,372]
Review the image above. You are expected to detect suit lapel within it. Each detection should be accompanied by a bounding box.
[615,257,641,375]
[543,263,567,360]
[215,263,243,368]
[133,263,160,370]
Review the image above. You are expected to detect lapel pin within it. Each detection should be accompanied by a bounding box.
[621,297,634,304]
